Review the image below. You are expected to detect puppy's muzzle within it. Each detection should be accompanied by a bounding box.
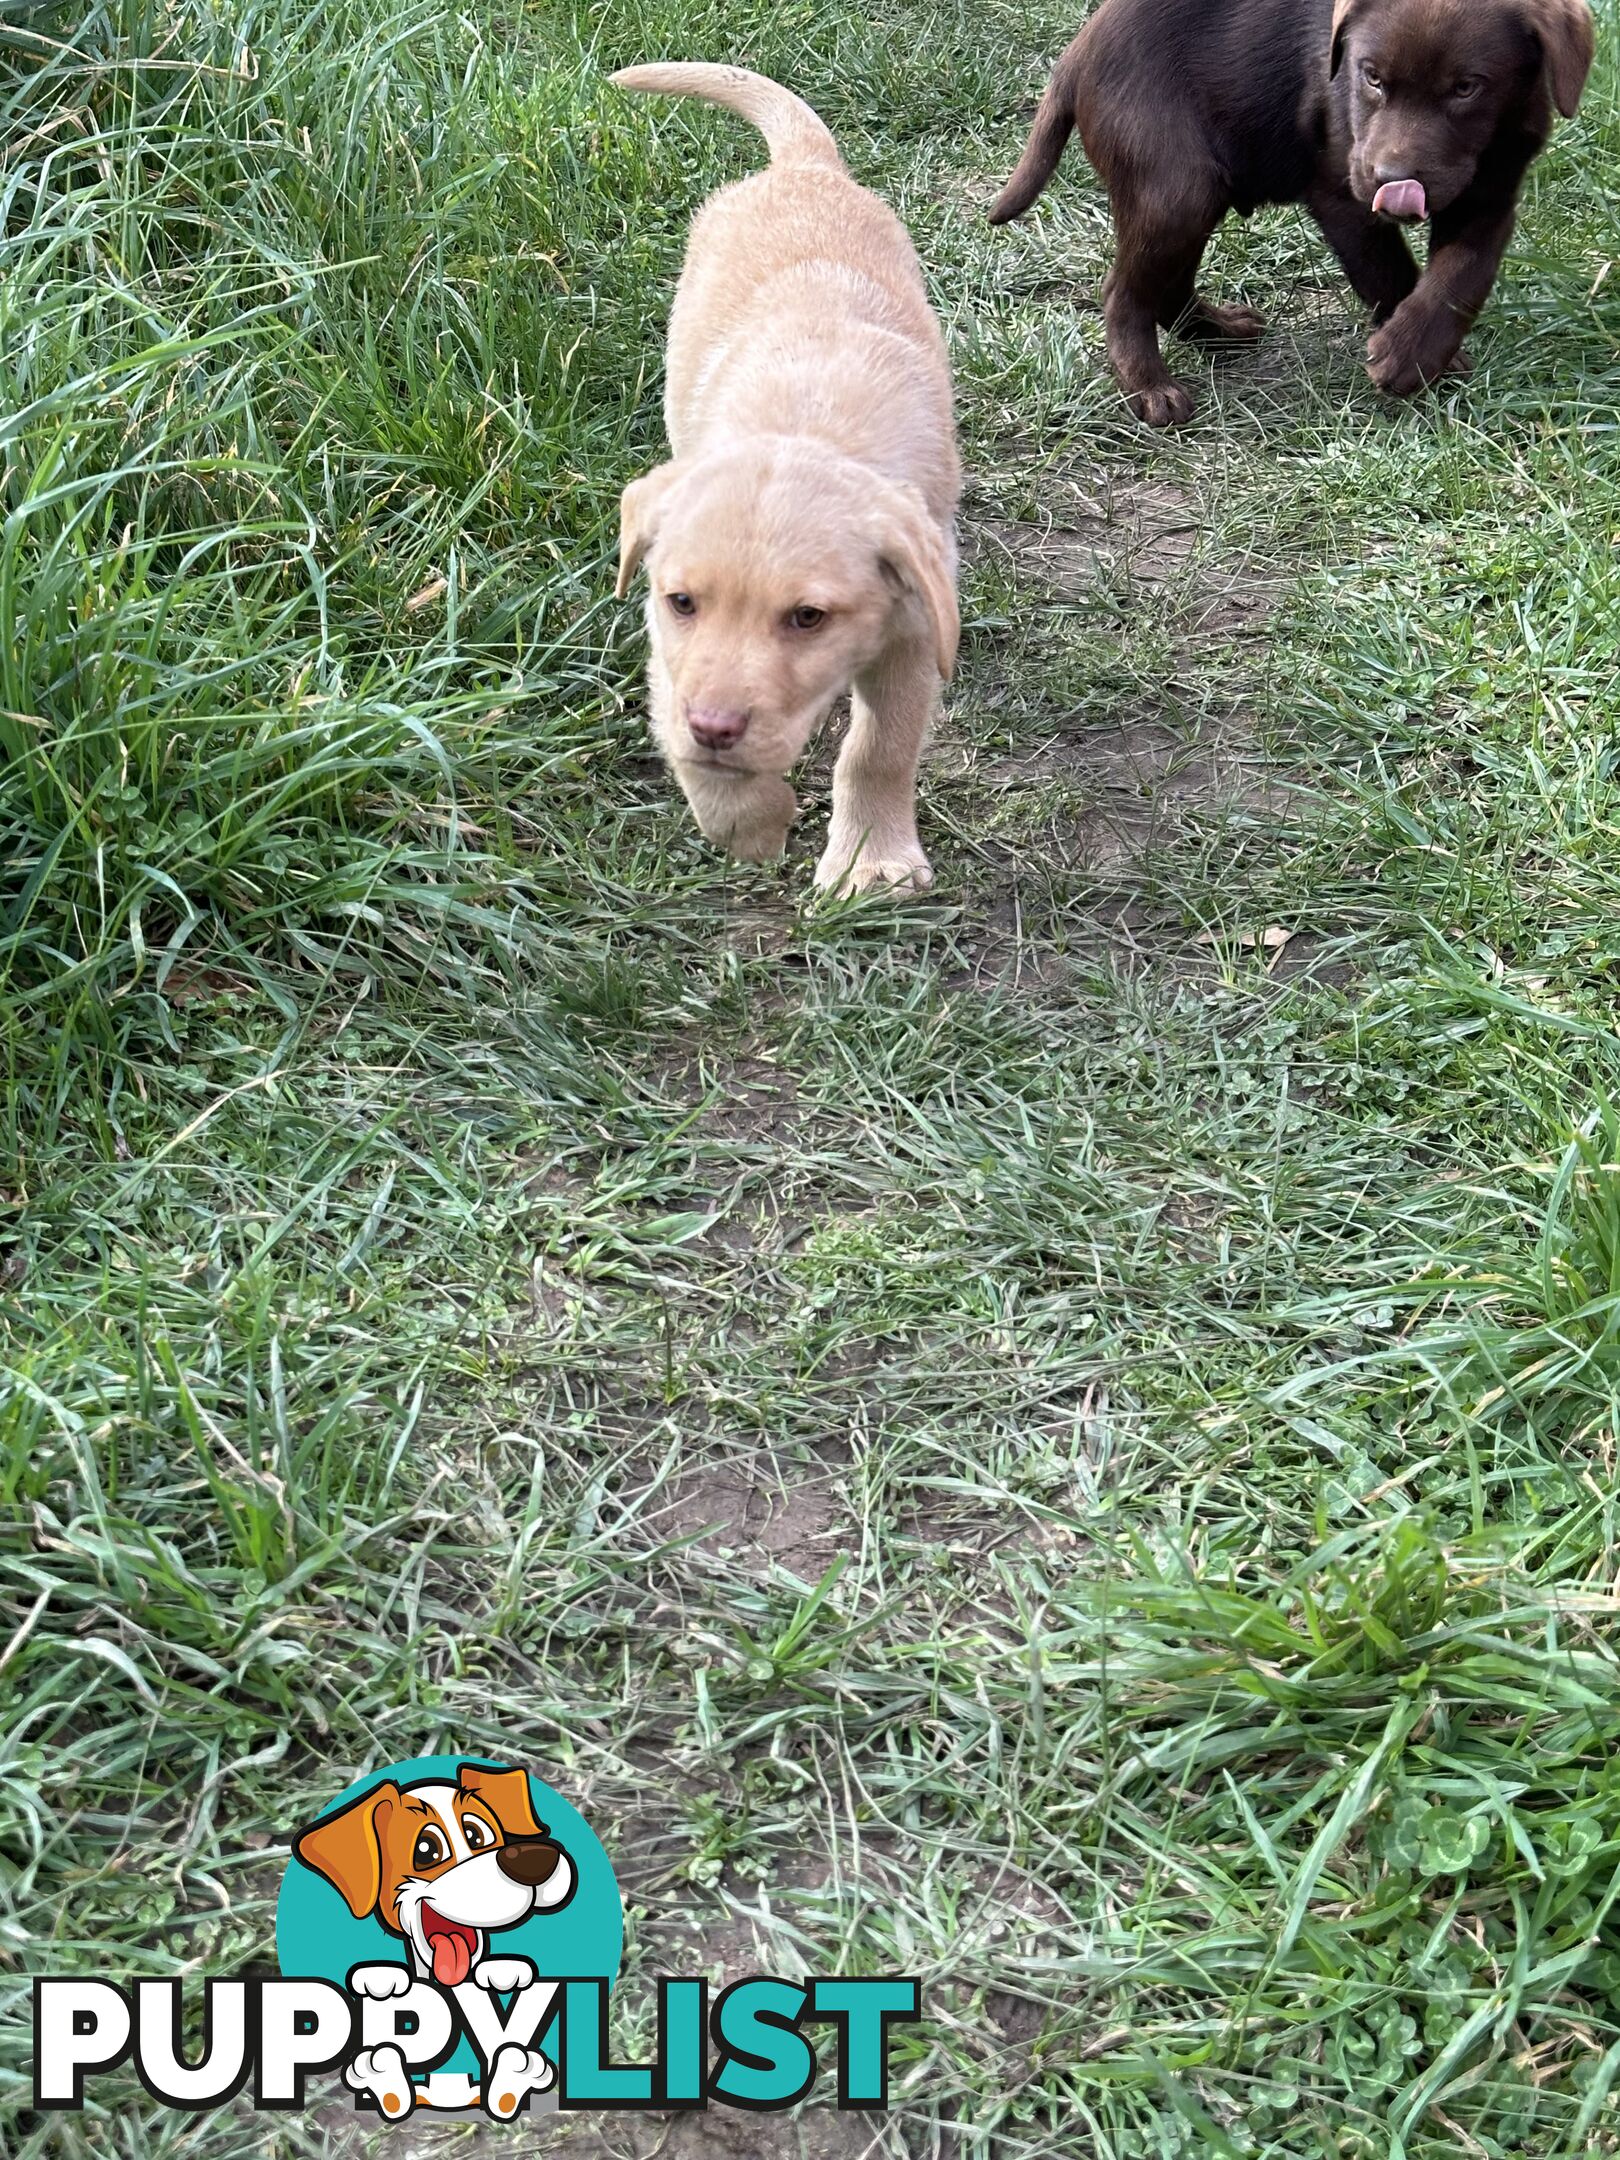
[496,1835,566,1888]
[686,704,750,751]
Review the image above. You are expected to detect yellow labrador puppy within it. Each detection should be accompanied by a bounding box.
[612,64,960,891]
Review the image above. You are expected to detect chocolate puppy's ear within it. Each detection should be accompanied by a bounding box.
[1328,0,1362,76]
[1526,0,1595,117]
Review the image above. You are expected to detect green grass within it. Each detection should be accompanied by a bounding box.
[6,0,1620,2154]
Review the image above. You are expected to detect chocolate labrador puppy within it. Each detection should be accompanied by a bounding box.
[989,0,1594,423]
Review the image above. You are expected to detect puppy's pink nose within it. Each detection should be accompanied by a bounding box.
[687,705,750,750]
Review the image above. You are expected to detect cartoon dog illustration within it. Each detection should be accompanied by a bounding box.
[293,1762,574,2120]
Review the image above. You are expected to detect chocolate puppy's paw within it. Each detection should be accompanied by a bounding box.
[1185,300,1266,345]
[1365,313,1465,398]
[1129,379,1196,428]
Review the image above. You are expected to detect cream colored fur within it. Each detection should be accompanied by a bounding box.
[612,63,961,891]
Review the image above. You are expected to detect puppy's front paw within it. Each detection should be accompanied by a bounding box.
[484,2044,555,2119]
[815,838,934,896]
[1128,379,1196,428]
[1366,312,1465,397]
[349,1963,413,2000]
[473,1956,535,1994]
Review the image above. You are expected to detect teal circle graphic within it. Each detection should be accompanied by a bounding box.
[275,1754,621,2083]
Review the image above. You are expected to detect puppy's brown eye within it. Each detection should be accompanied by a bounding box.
[666,592,696,618]
[412,1828,448,1870]
[788,605,826,631]
[1451,77,1479,100]
[1361,63,1383,91]
[461,1816,493,1851]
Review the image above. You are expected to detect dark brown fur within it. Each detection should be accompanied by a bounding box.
[989,0,1594,424]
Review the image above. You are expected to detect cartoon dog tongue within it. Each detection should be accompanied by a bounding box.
[1372,179,1427,221]
[427,1919,473,1986]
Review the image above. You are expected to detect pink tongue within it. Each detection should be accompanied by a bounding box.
[431,1931,471,1986]
[1373,179,1426,221]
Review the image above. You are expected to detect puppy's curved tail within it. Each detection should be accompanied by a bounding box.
[609,63,843,170]
[988,54,1081,224]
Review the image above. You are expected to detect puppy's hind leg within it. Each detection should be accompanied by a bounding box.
[1172,285,1267,348]
[345,2045,416,2120]
[1102,190,1221,427]
[1145,204,1262,348]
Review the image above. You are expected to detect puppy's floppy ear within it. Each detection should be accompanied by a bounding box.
[1525,0,1595,117]
[1328,0,1362,76]
[458,1762,546,1839]
[872,483,959,681]
[292,1780,400,1918]
[616,462,682,600]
